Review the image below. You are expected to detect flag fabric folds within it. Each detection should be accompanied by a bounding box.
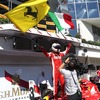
[48,11,74,32]
[55,12,74,29]
[5,0,50,32]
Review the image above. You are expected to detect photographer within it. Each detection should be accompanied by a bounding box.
[58,53,82,100]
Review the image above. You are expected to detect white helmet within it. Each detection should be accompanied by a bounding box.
[51,43,61,52]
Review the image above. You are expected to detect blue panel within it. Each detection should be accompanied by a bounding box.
[67,0,74,3]
[68,4,76,19]
[87,2,99,18]
[75,0,86,2]
[69,20,77,37]
[76,3,87,18]
[86,0,97,2]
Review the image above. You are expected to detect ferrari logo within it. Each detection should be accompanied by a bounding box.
[24,6,38,20]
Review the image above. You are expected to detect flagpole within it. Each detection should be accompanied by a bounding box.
[25,33,41,47]
[56,27,67,39]
[59,30,67,40]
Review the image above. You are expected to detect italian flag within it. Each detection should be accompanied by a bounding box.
[48,11,74,32]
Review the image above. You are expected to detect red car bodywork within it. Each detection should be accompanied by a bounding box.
[81,79,100,100]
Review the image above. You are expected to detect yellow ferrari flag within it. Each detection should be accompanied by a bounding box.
[5,0,50,32]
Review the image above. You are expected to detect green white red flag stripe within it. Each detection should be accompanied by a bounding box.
[55,12,74,29]
[48,11,74,32]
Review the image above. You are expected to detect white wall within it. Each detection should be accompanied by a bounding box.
[76,46,100,59]
[77,20,94,41]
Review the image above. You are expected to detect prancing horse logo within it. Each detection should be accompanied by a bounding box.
[24,6,38,20]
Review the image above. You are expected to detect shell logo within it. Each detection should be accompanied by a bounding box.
[0,3,9,19]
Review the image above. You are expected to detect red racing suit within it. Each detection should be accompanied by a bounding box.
[39,43,71,98]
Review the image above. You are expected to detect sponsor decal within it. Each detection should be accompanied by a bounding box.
[0,87,30,100]
[0,71,40,100]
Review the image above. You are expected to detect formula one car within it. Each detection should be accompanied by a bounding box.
[81,78,100,100]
